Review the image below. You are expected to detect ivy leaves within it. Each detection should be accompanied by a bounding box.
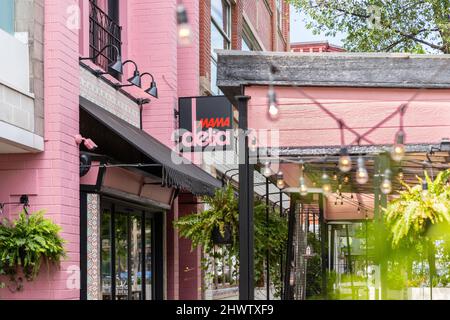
[0,210,66,292]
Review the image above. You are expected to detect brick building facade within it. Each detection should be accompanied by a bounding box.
[291,41,345,53]
[200,0,290,95]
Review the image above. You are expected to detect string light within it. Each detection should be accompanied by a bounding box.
[262,162,273,177]
[356,156,369,184]
[268,88,279,118]
[338,147,352,172]
[343,175,350,184]
[332,171,338,181]
[250,136,257,153]
[276,171,285,189]
[299,176,308,196]
[398,168,404,180]
[177,4,192,46]
[321,172,332,196]
[391,131,406,162]
[380,169,393,195]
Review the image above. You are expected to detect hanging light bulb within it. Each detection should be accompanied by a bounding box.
[321,172,332,196]
[276,171,285,189]
[398,168,404,180]
[262,161,273,177]
[267,88,279,118]
[177,4,192,46]
[356,156,369,184]
[380,169,393,195]
[332,170,338,181]
[249,136,257,153]
[299,176,308,196]
[391,131,406,162]
[338,147,352,172]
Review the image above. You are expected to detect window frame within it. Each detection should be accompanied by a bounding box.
[210,0,232,95]
[276,0,283,32]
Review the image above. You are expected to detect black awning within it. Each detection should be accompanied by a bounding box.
[80,97,222,196]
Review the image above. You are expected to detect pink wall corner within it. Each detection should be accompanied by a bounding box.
[78,0,90,57]
[0,0,81,300]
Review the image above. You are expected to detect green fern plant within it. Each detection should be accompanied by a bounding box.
[0,210,66,292]
[383,169,450,285]
[384,169,450,248]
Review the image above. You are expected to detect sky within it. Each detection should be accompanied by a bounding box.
[289,5,347,46]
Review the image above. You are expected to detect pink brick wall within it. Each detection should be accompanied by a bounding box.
[178,194,202,300]
[128,0,178,146]
[247,86,450,147]
[0,0,80,300]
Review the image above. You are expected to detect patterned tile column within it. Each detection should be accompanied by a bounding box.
[86,194,101,300]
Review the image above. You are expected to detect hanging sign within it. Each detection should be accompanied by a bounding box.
[177,96,234,152]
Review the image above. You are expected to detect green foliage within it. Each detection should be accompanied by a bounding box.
[174,184,239,256]
[286,0,450,53]
[305,232,322,299]
[384,169,450,249]
[0,210,66,291]
[174,183,288,296]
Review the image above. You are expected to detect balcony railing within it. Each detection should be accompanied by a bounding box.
[89,0,122,78]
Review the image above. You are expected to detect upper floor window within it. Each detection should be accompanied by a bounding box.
[0,0,15,34]
[276,0,282,31]
[89,0,122,78]
[210,0,231,95]
[242,21,262,51]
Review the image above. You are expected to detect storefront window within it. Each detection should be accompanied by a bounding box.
[99,201,157,300]
[114,213,128,299]
[0,0,15,34]
[210,0,231,95]
[101,209,112,299]
[130,214,142,300]
[145,217,153,300]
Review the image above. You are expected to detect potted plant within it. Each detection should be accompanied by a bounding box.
[0,210,66,292]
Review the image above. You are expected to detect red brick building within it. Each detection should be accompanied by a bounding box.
[291,41,345,53]
[200,0,290,95]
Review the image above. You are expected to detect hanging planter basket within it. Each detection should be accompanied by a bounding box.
[211,224,233,245]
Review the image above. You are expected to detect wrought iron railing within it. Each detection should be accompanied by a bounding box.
[89,0,122,77]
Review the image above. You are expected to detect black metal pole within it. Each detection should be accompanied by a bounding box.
[279,190,284,292]
[319,194,328,299]
[283,200,297,300]
[266,178,270,300]
[237,95,254,300]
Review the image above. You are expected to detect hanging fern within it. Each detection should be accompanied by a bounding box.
[174,183,288,296]
[384,169,450,248]
[0,210,66,292]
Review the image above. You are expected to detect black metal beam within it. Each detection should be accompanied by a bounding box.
[237,95,254,300]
